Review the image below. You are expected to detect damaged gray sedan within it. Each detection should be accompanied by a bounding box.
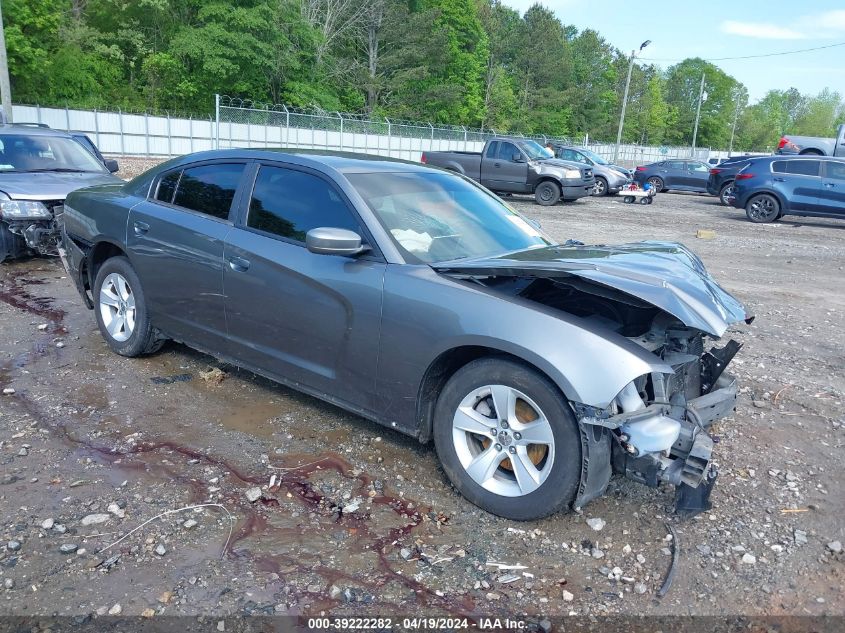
[61,150,750,520]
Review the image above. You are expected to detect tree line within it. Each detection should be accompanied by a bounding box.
[5,0,845,151]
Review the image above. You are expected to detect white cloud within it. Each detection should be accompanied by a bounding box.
[720,20,807,40]
[799,9,845,34]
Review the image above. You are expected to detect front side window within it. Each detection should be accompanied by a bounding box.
[247,166,360,242]
[485,142,499,158]
[171,163,245,220]
[497,142,519,161]
[688,162,709,172]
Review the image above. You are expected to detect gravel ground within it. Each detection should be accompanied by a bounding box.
[0,187,843,623]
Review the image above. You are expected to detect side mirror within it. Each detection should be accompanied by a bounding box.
[306,227,368,256]
[104,159,119,173]
[512,153,525,163]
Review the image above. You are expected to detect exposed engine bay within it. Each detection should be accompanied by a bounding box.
[453,272,746,516]
[0,202,63,262]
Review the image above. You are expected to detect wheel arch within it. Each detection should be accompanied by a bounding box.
[745,188,790,213]
[533,175,564,192]
[414,344,577,444]
[87,240,129,290]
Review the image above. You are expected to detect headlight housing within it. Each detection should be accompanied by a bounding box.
[0,200,52,220]
[563,168,581,178]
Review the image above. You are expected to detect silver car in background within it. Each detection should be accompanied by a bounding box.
[0,126,121,262]
[551,145,632,196]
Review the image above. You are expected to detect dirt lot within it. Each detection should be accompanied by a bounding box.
[0,186,843,624]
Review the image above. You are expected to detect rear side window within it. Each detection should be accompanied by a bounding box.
[246,165,360,243]
[172,163,245,220]
[783,160,820,177]
[155,171,180,203]
[772,161,787,173]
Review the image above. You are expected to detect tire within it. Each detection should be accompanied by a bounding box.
[93,256,164,357]
[800,149,822,156]
[591,177,608,197]
[639,196,650,205]
[647,176,664,192]
[745,194,780,223]
[646,196,653,204]
[433,357,582,520]
[719,182,735,206]
[623,196,635,203]
[534,181,561,206]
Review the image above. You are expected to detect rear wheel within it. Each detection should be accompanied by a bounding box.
[623,195,635,203]
[534,181,561,206]
[800,149,822,156]
[745,194,780,223]
[719,182,735,206]
[592,177,608,197]
[647,176,664,193]
[93,256,164,357]
[433,357,582,520]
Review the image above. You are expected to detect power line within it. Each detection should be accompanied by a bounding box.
[640,40,845,63]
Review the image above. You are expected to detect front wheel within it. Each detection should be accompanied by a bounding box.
[745,194,780,223]
[433,358,582,520]
[534,181,561,206]
[592,177,608,197]
[93,256,164,357]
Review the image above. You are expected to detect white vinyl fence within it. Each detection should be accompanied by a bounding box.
[12,100,736,167]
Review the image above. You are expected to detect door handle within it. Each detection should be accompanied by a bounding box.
[773,177,785,182]
[824,182,835,188]
[493,162,501,167]
[133,221,149,235]
[228,256,250,272]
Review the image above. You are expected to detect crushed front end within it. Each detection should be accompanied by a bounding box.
[575,321,742,516]
[0,198,64,261]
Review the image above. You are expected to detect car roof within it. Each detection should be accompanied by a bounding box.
[753,154,845,163]
[0,124,74,139]
[162,148,437,174]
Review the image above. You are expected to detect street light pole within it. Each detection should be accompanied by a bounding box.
[728,90,742,157]
[613,40,650,163]
[691,72,706,157]
[0,0,12,123]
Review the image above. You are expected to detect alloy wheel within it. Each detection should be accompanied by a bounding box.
[99,272,136,342]
[747,195,778,222]
[451,385,555,497]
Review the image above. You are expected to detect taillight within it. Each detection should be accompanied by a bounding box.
[777,137,788,150]
[709,168,722,175]
[735,173,754,180]
[635,166,646,171]
[421,152,427,164]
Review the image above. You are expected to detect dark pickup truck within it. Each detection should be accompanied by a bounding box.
[422,138,595,205]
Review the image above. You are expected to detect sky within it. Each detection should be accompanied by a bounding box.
[498,0,845,103]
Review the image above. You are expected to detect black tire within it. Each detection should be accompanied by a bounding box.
[645,196,653,204]
[745,193,780,223]
[93,256,164,357]
[591,177,608,197]
[534,181,561,206]
[719,182,735,206]
[623,195,635,203]
[800,149,822,156]
[647,176,664,192]
[433,357,582,520]
[639,196,650,205]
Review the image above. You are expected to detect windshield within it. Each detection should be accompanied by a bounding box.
[520,140,554,160]
[348,171,553,264]
[578,148,610,165]
[0,134,106,173]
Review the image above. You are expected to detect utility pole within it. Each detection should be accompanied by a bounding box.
[614,39,650,163]
[728,90,742,157]
[690,72,706,157]
[0,0,12,123]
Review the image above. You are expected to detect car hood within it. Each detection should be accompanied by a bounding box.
[432,241,750,337]
[0,172,122,201]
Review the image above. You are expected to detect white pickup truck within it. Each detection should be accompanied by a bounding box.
[777,123,845,156]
